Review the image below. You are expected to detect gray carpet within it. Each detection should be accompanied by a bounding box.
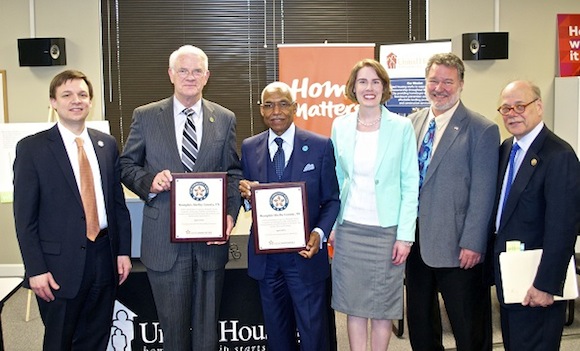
[2,286,580,350]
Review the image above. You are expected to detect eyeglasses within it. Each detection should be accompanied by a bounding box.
[174,68,205,79]
[497,98,538,115]
[260,101,295,111]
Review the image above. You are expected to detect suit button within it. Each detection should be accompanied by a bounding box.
[81,246,86,250]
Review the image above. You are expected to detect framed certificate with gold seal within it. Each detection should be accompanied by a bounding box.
[251,182,309,254]
[170,172,226,242]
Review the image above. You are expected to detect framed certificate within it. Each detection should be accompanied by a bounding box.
[170,172,227,242]
[251,182,309,254]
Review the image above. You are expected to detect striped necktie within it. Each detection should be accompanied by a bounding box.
[181,108,198,172]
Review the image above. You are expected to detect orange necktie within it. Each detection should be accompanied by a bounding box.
[75,137,100,241]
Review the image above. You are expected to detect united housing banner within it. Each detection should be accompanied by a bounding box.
[278,43,375,137]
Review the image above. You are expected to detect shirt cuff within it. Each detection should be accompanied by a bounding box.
[312,227,324,249]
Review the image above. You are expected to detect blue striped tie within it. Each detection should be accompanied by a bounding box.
[181,108,198,172]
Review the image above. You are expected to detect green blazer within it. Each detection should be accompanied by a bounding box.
[330,106,419,241]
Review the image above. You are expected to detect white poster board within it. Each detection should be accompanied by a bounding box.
[0,121,110,202]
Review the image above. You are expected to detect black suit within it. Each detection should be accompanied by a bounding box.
[13,125,132,350]
[493,126,580,350]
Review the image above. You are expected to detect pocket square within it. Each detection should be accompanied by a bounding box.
[303,163,315,172]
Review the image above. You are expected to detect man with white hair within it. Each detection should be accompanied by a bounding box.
[121,45,242,350]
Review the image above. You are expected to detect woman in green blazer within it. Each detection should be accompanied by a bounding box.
[329,59,419,351]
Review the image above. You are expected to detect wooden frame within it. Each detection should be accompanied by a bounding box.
[170,172,227,242]
[0,70,8,123]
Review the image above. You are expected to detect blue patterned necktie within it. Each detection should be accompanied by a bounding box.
[418,119,436,189]
[181,108,198,172]
[273,137,285,180]
[502,142,520,210]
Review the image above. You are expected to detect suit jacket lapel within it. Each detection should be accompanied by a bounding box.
[46,125,83,208]
[375,109,395,174]
[254,132,269,183]
[500,127,547,228]
[197,99,215,167]
[291,129,309,181]
[339,115,357,180]
[160,98,182,169]
[89,129,108,201]
[424,102,467,186]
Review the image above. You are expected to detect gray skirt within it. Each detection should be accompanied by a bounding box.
[331,220,404,320]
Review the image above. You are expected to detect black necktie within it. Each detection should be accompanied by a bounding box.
[273,137,285,180]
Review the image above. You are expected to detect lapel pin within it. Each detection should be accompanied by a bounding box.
[531,158,537,166]
[209,116,215,123]
[453,126,459,131]
[97,140,104,147]
[302,145,309,152]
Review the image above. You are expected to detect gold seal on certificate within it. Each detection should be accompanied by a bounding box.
[251,182,309,254]
[170,172,227,242]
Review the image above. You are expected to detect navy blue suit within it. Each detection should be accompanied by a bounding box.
[241,126,340,351]
[493,126,580,350]
[14,125,131,350]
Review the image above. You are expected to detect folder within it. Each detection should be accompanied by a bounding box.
[499,249,578,304]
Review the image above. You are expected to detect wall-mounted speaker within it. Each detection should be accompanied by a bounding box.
[462,32,508,61]
[18,38,67,66]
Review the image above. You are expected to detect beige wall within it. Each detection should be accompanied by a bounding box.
[0,0,103,272]
[429,0,580,138]
[2,0,580,271]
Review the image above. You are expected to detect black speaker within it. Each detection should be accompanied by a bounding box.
[18,38,67,66]
[462,32,508,61]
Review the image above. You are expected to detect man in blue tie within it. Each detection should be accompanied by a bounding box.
[406,53,500,351]
[493,80,580,350]
[238,82,340,351]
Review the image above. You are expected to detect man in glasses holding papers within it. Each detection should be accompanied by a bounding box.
[492,80,579,350]
[239,82,340,351]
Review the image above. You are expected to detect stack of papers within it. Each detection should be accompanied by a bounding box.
[499,249,578,304]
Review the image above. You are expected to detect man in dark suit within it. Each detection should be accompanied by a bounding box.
[238,82,340,351]
[120,45,242,350]
[13,69,132,350]
[493,80,579,350]
[406,53,499,350]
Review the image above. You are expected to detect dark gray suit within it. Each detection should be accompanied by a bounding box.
[406,102,500,350]
[120,97,242,350]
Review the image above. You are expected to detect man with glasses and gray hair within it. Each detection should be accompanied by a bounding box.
[120,45,242,350]
[492,80,579,350]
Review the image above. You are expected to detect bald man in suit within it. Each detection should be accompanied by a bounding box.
[120,45,242,350]
[239,82,340,351]
[492,80,579,350]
